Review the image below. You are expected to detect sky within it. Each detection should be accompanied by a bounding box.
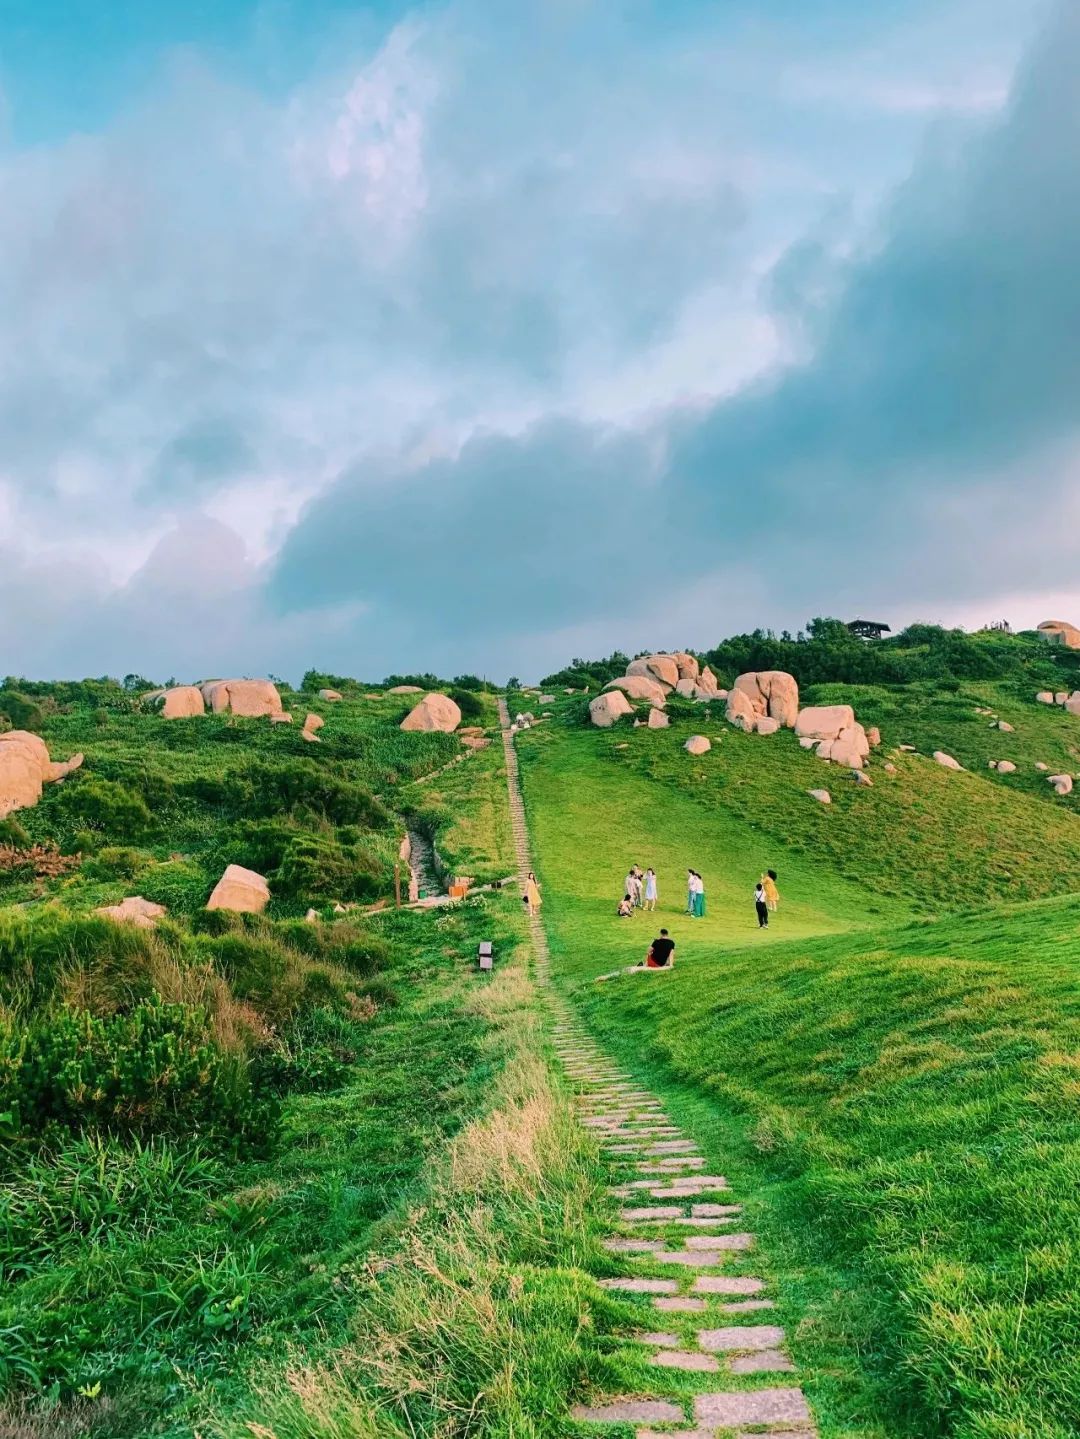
[0,0,1076,683]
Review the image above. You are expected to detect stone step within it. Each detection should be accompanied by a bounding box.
[693,1276,765,1296]
[697,1325,786,1351]
[651,1350,719,1373]
[571,1400,683,1425]
[693,1389,811,1426]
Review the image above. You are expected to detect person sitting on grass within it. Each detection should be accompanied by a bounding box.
[617,894,635,917]
[646,928,676,968]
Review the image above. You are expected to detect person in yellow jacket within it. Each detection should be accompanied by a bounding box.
[523,872,542,916]
[762,870,779,913]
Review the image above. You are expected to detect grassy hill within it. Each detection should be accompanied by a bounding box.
[516,686,1080,1438]
[516,682,1080,921]
[571,901,1080,1438]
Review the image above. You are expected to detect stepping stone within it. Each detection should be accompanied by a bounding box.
[621,1206,685,1221]
[729,1350,795,1374]
[647,1140,698,1153]
[684,1234,741,1249]
[693,1203,741,1217]
[650,1180,729,1198]
[633,1431,713,1439]
[571,1400,683,1424]
[722,1299,776,1313]
[637,1158,707,1172]
[659,1217,737,1229]
[608,1144,647,1154]
[599,1278,678,1294]
[635,1331,680,1347]
[652,1350,719,1373]
[698,1326,786,1351]
[603,1239,664,1253]
[706,1232,754,1250]
[693,1276,764,1295]
[647,1250,724,1267]
[694,1389,810,1425]
[654,1296,707,1313]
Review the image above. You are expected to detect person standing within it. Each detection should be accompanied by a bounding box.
[643,868,658,911]
[523,871,542,917]
[693,872,706,918]
[755,880,769,928]
[686,869,695,914]
[763,870,779,913]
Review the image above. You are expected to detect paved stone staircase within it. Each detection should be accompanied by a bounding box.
[498,698,816,1436]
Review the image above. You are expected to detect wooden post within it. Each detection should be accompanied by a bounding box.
[394,862,401,908]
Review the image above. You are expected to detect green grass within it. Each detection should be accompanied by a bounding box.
[571,902,1080,1439]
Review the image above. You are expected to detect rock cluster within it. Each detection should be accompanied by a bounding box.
[726,672,799,733]
[400,693,462,733]
[795,705,872,769]
[201,680,283,717]
[0,731,85,819]
[591,652,721,725]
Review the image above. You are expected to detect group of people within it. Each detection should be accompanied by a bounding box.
[618,865,657,916]
[615,864,781,929]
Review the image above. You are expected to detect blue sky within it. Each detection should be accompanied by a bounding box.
[0,0,1074,682]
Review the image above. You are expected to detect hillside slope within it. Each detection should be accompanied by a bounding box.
[573,900,1080,1438]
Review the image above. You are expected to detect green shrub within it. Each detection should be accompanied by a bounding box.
[0,1000,272,1152]
[82,847,151,883]
[185,761,390,828]
[449,688,485,720]
[0,911,175,1014]
[137,859,211,916]
[56,778,153,840]
[0,817,29,848]
[200,931,349,1026]
[273,833,390,907]
[0,689,45,731]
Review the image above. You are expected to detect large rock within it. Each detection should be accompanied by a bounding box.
[589,691,633,727]
[725,686,759,733]
[1038,620,1080,649]
[729,671,799,729]
[0,732,84,818]
[673,653,700,681]
[207,864,271,914]
[684,735,711,756]
[698,665,719,694]
[96,896,167,929]
[606,675,668,707]
[1066,693,1080,717]
[1049,773,1074,795]
[204,680,283,717]
[647,707,670,729]
[795,705,855,741]
[627,656,680,690]
[388,685,424,694]
[933,751,963,771]
[318,689,343,702]
[1036,691,1054,704]
[755,717,781,736]
[400,693,462,733]
[808,788,831,804]
[996,761,1017,774]
[154,685,205,719]
[824,723,871,769]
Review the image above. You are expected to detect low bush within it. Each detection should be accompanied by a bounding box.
[449,687,485,720]
[55,778,154,840]
[273,833,391,907]
[81,847,151,883]
[0,1000,272,1154]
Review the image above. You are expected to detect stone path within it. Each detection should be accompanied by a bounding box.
[497,700,816,1436]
